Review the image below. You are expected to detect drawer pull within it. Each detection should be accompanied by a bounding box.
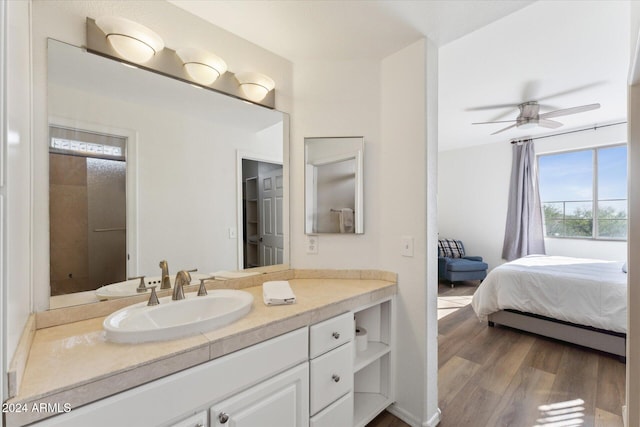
[332,374,340,383]
[332,332,340,339]
[218,412,230,424]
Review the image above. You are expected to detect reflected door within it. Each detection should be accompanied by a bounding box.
[258,166,284,266]
[87,158,126,289]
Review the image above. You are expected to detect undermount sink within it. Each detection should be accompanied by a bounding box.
[95,273,209,300]
[103,289,254,343]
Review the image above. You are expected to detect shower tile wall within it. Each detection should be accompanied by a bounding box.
[49,153,90,295]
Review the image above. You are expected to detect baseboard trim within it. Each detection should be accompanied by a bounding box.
[386,404,441,427]
[387,404,421,427]
[424,408,441,427]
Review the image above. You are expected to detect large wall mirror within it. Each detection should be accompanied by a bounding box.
[47,39,289,308]
[304,137,364,234]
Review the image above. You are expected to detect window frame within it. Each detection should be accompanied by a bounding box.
[537,142,628,241]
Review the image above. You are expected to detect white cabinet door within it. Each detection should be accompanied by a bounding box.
[169,411,208,427]
[210,363,309,427]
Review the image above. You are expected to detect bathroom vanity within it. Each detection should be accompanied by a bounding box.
[4,270,396,427]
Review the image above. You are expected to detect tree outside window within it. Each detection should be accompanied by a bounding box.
[538,144,627,240]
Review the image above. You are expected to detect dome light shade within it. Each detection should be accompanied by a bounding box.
[235,72,275,102]
[176,47,227,85]
[95,16,164,64]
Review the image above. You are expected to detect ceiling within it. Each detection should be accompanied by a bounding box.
[168,0,630,151]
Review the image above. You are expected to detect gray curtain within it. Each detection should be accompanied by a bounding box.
[502,139,545,261]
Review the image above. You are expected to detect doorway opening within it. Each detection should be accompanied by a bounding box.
[241,158,284,269]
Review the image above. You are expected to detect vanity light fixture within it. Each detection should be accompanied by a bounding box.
[95,16,164,64]
[176,47,228,85]
[235,72,275,102]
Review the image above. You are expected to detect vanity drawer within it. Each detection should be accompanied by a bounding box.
[310,312,354,358]
[310,392,353,427]
[310,342,353,415]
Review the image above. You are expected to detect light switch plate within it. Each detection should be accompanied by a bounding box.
[307,235,319,254]
[228,227,237,239]
[401,236,414,257]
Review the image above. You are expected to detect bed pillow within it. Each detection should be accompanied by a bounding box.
[622,262,627,273]
[438,239,465,258]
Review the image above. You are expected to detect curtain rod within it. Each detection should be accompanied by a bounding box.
[510,121,627,144]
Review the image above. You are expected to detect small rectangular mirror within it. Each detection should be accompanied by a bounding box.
[304,137,364,234]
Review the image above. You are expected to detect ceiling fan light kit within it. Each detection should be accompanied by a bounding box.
[472,100,601,135]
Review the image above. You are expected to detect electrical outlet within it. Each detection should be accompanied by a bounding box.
[401,236,414,257]
[307,235,319,254]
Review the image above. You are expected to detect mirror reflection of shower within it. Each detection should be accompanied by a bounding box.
[49,126,127,295]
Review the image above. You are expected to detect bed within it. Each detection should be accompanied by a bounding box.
[471,255,627,359]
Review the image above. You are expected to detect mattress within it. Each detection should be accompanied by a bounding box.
[471,255,627,333]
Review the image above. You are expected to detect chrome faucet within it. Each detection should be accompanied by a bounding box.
[172,270,191,300]
[159,260,171,290]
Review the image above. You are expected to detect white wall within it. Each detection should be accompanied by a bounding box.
[290,40,438,425]
[3,0,33,399]
[438,123,628,271]
[290,58,380,268]
[380,39,440,427]
[30,0,293,311]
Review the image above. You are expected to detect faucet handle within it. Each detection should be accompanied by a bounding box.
[184,268,198,283]
[147,286,160,306]
[197,277,215,296]
[129,276,147,293]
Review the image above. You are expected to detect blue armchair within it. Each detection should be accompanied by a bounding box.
[438,239,488,287]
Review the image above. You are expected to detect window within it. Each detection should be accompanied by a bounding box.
[538,144,627,240]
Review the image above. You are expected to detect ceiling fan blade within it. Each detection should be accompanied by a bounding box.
[465,103,517,112]
[490,123,518,135]
[538,119,563,129]
[472,119,517,125]
[536,82,606,102]
[539,103,600,119]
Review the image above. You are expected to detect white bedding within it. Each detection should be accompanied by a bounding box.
[471,255,627,333]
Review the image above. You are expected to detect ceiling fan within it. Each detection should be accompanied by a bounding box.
[472,101,601,135]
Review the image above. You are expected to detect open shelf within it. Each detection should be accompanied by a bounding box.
[352,298,394,427]
[353,392,393,427]
[243,176,260,269]
[354,342,391,374]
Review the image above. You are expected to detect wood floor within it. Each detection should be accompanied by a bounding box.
[366,281,626,427]
[437,281,625,427]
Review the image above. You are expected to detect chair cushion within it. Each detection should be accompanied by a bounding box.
[446,258,488,272]
[438,239,464,258]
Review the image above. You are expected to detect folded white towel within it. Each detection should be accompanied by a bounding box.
[263,281,296,305]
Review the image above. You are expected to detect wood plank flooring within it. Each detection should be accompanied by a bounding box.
[366,281,626,427]
[437,281,626,427]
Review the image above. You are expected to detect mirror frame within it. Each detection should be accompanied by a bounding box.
[304,136,364,235]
